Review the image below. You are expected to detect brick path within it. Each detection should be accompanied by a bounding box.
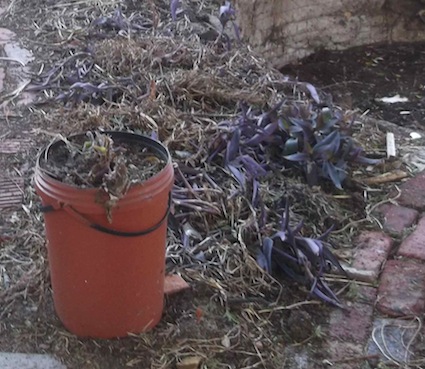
[324,174,425,368]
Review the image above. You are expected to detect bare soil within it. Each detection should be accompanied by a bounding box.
[281,42,425,130]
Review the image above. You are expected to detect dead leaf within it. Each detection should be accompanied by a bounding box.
[176,356,203,369]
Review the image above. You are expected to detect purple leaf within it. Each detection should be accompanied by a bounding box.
[282,138,299,156]
[225,128,241,164]
[92,9,128,30]
[208,139,227,162]
[318,225,335,240]
[305,83,320,104]
[150,131,158,141]
[313,130,341,157]
[311,283,343,307]
[240,155,267,178]
[272,246,299,264]
[244,122,279,146]
[353,155,382,165]
[322,246,347,275]
[252,178,259,206]
[231,21,241,41]
[284,152,309,162]
[257,237,274,274]
[182,233,190,248]
[302,238,322,256]
[321,161,345,189]
[281,200,290,232]
[258,101,284,127]
[193,251,206,262]
[170,0,180,21]
[288,117,313,134]
[219,1,235,27]
[227,164,246,189]
[273,231,287,243]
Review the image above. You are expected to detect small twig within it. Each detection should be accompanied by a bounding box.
[331,354,380,364]
[367,186,401,214]
[332,218,369,235]
[363,170,408,185]
[258,300,320,314]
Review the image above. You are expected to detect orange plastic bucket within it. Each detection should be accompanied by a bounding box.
[34,131,174,338]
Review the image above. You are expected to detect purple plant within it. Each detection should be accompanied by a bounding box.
[92,9,129,31]
[282,105,381,188]
[91,8,150,31]
[219,1,241,42]
[206,93,381,305]
[256,200,346,307]
[170,0,180,21]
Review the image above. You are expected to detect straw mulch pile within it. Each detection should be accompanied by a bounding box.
[0,0,397,368]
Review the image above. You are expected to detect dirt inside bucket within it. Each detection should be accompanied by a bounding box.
[40,132,166,188]
[38,132,167,219]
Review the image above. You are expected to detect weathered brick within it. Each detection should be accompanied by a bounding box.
[328,301,374,344]
[283,346,312,369]
[351,231,393,282]
[375,203,418,235]
[377,259,425,316]
[325,341,364,369]
[354,286,377,305]
[396,171,425,210]
[398,215,425,261]
[164,274,190,295]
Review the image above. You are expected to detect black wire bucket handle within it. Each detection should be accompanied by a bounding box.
[40,195,171,238]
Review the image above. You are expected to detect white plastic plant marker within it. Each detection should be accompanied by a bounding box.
[386,132,396,158]
[410,132,422,140]
[376,95,409,104]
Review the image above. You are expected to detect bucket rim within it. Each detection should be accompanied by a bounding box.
[36,130,172,191]
[34,130,174,213]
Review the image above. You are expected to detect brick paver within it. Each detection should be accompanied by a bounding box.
[377,259,425,316]
[396,171,425,210]
[375,203,418,235]
[351,231,393,283]
[164,274,190,295]
[398,215,425,261]
[355,286,377,305]
[328,301,374,343]
[325,341,364,369]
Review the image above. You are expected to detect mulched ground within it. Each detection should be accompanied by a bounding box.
[0,1,424,369]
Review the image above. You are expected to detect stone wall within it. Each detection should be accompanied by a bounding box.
[234,0,425,68]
